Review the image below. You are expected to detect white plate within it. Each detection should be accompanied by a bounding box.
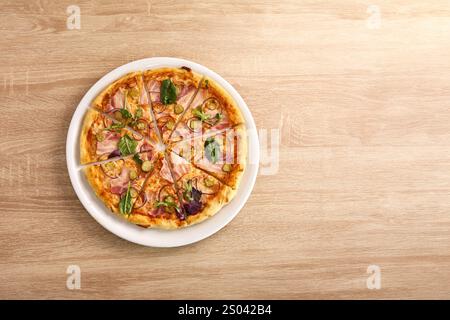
[66,57,259,247]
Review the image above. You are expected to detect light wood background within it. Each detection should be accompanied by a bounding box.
[1,0,450,299]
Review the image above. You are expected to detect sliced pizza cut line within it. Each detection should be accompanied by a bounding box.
[91,71,157,137]
[128,155,186,228]
[170,155,237,227]
[80,108,151,165]
[170,76,246,144]
[88,104,162,154]
[143,67,204,143]
[83,150,159,217]
[167,124,247,189]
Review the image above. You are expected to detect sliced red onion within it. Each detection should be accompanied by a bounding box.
[108,149,120,158]
[133,192,148,210]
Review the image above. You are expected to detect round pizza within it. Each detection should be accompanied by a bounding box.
[80,66,247,229]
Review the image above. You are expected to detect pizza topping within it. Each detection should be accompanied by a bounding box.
[108,149,121,159]
[118,134,137,156]
[182,180,202,215]
[135,119,147,131]
[169,152,190,181]
[203,97,219,110]
[133,153,143,165]
[160,159,174,182]
[119,182,133,215]
[187,117,202,132]
[222,163,232,172]
[96,131,120,155]
[133,192,147,209]
[111,89,125,109]
[100,159,123,179]
[174,104,184,115]
[96,132,105,142]
[147,79,160,92]
[160,79,177,105]
[141,160,153,172]
[204,137,220,164]
[129,170,138,180]
[110,166,130,194]
[204,176,215,188]
[139,86,149,105]
[155,185,181,215]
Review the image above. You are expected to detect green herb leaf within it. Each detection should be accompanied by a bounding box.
[155,199,179,210]
[118,134,137,156]
[104,122,125,132]
[193,106,211,122]
[204,137,220,164]
[204,79,209,89]
[183,180,193,201]
[133,153,143,165]
[119,182,133,215]
[135,107,143,119]
[160,79,177,105]
[120,108,132,119]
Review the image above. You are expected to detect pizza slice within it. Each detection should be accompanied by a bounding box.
[168,152,237,227]
[84,150,158,216]
[167,76,245,144]
[127,155,185,228]
[143,67,203,142]
[91,71,157,141]
[80,109,153,164]
[168,124,247,189]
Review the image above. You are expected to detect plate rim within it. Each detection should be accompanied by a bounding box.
[66,57,259,247]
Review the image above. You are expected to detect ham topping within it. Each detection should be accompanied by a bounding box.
[96,131,120,155]
[110,167,130,195]
[111,89,124,109]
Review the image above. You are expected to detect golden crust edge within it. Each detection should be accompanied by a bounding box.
[80,108,101,165]
[84,165,120,214]
[204,76,246,126]
[126,181,236,230]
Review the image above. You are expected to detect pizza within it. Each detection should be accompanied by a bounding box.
[80,66,247,229]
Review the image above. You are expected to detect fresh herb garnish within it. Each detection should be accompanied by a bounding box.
[193,106,211,122]
[204,137,220,164]
[104,122,125,132]
[160,79,177,105]
[119,182,133,215]
[135,107,143,119]
[183,180,193,201]
[155,197,180,211]
[120,108,132,119]
[133,153,143,165]
[204,79,209,89]
[118,134,137,156]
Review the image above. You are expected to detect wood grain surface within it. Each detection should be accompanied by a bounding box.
[2,0,450,299]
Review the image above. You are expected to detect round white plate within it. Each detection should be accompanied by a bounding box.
[66,57,259,247]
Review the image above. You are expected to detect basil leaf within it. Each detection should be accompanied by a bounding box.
[204,137,220,164]
[133,153,143,165]
[119,183,133,215]
[118,134,137,156]
[160,79,177,105]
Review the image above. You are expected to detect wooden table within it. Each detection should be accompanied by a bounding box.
[2,0,450,299]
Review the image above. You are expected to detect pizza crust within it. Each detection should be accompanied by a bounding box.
[84,165,121,214]
[127,182,237,229]
[80,108,101,165]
